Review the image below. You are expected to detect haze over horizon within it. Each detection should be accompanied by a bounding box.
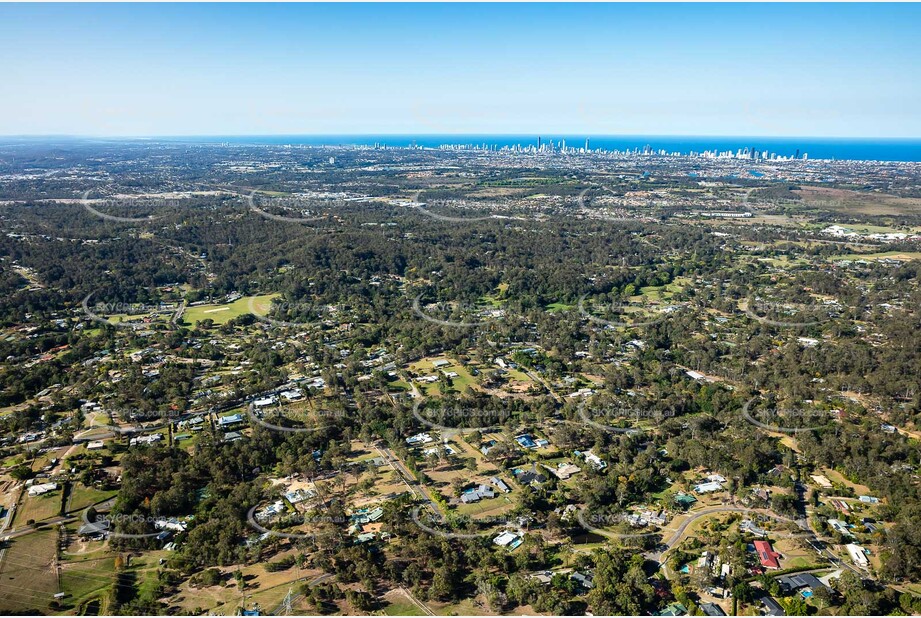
[1,3,919,137]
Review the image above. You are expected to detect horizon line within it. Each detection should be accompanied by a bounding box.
[2,133,921,141]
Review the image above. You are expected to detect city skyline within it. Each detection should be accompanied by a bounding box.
[1,3,919,138]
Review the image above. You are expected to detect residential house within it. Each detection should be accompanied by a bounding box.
[778,573,829,594]
[754,540,781,569]
[846,543,869,568]
[406,432,434,445]
[493,531,522,549]
[491,477,511,493]
[700,603,726,617]
[761,596,786,616]
[28,482,58,497]
[461,485,496,503]
[218,413,244,427]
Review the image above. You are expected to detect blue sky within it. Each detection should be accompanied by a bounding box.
[0,3,918,137]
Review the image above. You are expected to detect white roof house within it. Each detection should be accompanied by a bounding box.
[281,389,304,401]
[828,519,854,537]
[493,531,520,547]
[695,481,724,494]
[28,482,58,497]
[219,413,244,426]
[845,544,869,567]
[129,433,163,446]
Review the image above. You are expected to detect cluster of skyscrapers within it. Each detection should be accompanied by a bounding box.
[433,138,807,161]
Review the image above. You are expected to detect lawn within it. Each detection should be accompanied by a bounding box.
[182,294,278,326]
[388,378,412,392]
[442,365,478,394]
[631,276,690,303]
[776,537,823,570]
[504,367,533,384]
[821,468,873,496]
[59,556,116,611]
[14,491,63,526]
[105,312,172,327]
[454,497,515,519]
[382,589,428,616]
[171,559,312,615]
[409,357,479,396]
[66,484,118,514]
[0,529,60,613]
[831,251,921,263]
[795,187,921,216]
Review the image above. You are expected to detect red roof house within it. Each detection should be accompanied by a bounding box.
[754,540,781,569]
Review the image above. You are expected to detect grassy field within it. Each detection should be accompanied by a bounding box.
[14,491,63,526]
[755,255,808,267]
[822,468,873,496]
[0,528,59,613]
[383,599,427,615]
[775,537,821,570]
[59,556,116,612]
[409,357,479,396]
[66,484,118,514]
[454,496,515,519]
[382,589,428,616]
[171,558,311,615]
[631,276,690,303]
[796,187,921,216]
[105,313,172,327]
[182,294,277,326]
[831,251,921,262]
[504,367,534,385]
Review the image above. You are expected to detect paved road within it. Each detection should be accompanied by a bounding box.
[802,535,863,578]
[523,368,562,403]
[651,506,756,563]
[649,502,867,582]
[0,491,18,572]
